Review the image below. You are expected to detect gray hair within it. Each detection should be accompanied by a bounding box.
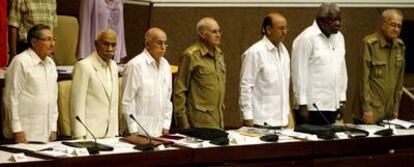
[381,9,403,22]
[196,17,216,34]
[316,3,340,19]
[96,29,117,40]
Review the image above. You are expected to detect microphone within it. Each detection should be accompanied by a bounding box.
[312,103,332,125]
[75,116,99,154]
[129,114,155,151]
[312,103,336,139]
[259,122,279,142]
[374,119,393,137]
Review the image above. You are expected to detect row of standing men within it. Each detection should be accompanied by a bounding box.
[2,3,405,143]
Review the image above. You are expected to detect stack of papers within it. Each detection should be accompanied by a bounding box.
[382,119,414,129]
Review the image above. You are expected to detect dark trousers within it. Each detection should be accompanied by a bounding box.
[294,110,338,126]
[309,111,338,125]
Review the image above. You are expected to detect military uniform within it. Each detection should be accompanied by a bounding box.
[174,42,226,129]
[357,32,405,122]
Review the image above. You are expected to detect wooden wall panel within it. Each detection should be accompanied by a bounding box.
[55,1,414,127]
[149,7,414,127]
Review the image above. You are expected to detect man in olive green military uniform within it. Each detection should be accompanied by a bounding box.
[174,17,226,129]
[356,9,405,124]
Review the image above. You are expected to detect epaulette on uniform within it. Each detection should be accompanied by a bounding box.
[395,38,405,46]
[185,44,201,55]
[365,34,379,44]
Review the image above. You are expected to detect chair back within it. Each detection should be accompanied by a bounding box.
[54,15,79,65]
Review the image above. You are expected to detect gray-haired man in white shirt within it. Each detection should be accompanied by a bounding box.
[291,3,347,125]
[122,27,172,137]
[240,12,290,128]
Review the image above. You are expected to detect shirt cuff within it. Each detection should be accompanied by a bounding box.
[163,120,171,130]
[298,96,308,105]
[242,110,253,120]
[11,120,22,133]
[340,93,347,101]
[50,122,57,132]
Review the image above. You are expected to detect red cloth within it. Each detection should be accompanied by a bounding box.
[0,0,8,67]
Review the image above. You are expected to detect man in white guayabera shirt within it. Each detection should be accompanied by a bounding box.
[239,12,290,128]
[3,24,58,143]
[292,3,347,125]
[122,27,172,137]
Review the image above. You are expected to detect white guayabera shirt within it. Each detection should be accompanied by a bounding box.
[292,20,347,112]
[240,36,290,127]
[122,49,172,137]
[4,48,58,142]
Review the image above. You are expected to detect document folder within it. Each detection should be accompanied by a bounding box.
[62,141,114,151]
[120,135,173,146]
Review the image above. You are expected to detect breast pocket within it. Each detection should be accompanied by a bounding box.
[263,65,278,82]
[27,69,46,94]
[197,67,215,85]
[141,78,154,97]
[371,60,386,78]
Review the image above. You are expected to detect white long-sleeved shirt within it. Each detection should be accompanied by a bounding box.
[292,20,347,111]
[3,48,58,142]
[122,49,172,137]
[239,36,290,127]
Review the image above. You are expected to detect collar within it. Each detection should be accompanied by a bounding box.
[143,49,166,67]
[376,32,403,48]
[310,20,329,39]
[143,49,156,65]
[27,48,51,65]
[93,52,110,67]
[198,41,222,58]
[262,36,279,52]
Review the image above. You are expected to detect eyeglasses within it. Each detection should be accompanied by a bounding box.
[385,21,402,29]
[207,29,222,35]
[36,37,56,42]
[274,26,289,32]
[153,40,169,47]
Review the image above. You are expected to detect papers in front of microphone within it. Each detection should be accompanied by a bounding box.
[279,129,319,141]
[0,150,44,164]
[3,142,74,157]
[3,138,144,157]
[382,119,414,129]
[8,153,27,162]
[236,127,270,137]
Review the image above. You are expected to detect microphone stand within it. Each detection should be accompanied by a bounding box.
[75,116,99,154]
[259,122,279,142]
[129,114,155,151]
[312,103,336,139]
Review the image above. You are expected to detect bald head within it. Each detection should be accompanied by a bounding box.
[261,12,288,46]
[145,27,168,61]
[262,12,287,35]
[95,29,117,62]
[145,27,167,43]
